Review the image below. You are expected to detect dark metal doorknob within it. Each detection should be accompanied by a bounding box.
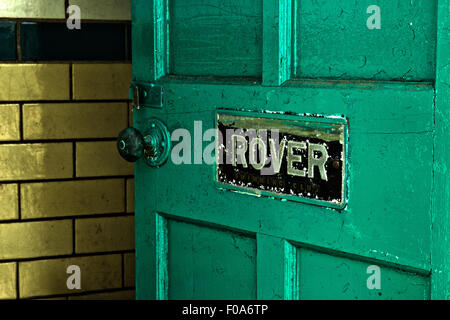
[117,118,171,167]
[117,127,145,162]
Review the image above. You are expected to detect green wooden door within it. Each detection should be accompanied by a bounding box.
[129,0,450,300]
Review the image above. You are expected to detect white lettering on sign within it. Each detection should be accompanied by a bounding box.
[269,138,286,174]
[231,134,329,181]
[308,143,328,181]
[249,137,267,170]
[232,134,248,168]
[287,141,306,177]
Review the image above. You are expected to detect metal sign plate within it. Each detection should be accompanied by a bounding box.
[216,111,347,209]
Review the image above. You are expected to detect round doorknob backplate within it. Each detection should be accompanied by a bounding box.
[143,118,171,167]
[117,118,171,167]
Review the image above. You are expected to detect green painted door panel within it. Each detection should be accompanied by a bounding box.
[169,0,262,77]
[134,83,433,299]
[131,0,450,300]
[298,248,429,300]
[296,0,437,81]
[167,219,257,300]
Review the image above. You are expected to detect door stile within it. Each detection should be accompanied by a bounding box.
[156,213,169,300]
[262,0,292,86]
[431,0,450,300]
[132,0,166,300]
[284,240,300,300]
[256,233,299,300]
[291,0,299,77]
[131,0,169,83]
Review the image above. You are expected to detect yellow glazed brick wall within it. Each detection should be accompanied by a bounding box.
[0,263,16,299]
[0,0,66,19]
[0,184,19,221]
[0,143,73,181]
[19,255,122,298]
[126,178,135,213]
[0,1,135,300]
[0,104,20,141]
[0,64,70,101]
[73,64,132,100]
[0,0,130,20]
[22,103,128,140]
[75,216,135,253]
[20,179,125,219]
[124,252,136,287]
[0,220,73,260]
[76,141,134,177]
[68,0,131,21]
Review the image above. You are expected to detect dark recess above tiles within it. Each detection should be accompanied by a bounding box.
[0,21,17,61]
[20,22,131,61]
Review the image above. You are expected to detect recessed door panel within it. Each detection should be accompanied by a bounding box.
[298,248,430,300]
[167,219,257,300]
[296,0,437,81]
[169,0,262,77]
